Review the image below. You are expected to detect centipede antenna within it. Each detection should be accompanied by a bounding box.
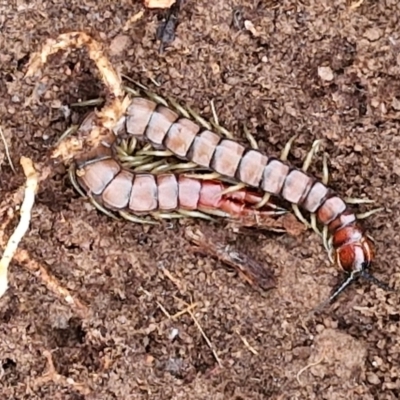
[361,271,397,292]
[328,273,358,303]
[309,272,358,314]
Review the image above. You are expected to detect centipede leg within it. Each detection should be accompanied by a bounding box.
[305,147,334,263]
[356,207,385,220]
[303,145,333,254]
[56,125,80,147]
[283,138,324,229]
[280,134,299,162]
[323,226,334,263]
[243,124,259,150]
[177,209,217,221]
[254,192,272,210]
[315,152,333,255]
[301,139,325,172]
[68,163,87,197]
[119,211,158,224]
[321,153,376,208]
[213,183,247,197]
[320,151,381,222]
[88,197,120,221]
[150,211,188,220]
[282,138,334,259]
[151,162,200,174]
[322,152,329,185]
[70,98,105,107]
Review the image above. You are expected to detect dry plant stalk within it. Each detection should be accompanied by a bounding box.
[14,248,89,318]
[173,295,223,367]
[185,228,276,291]
[0,157,38,297]
[25,31,131,165]
[32,350,91,395]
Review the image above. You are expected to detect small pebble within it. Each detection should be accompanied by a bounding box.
[318,66,334,82]
[363,27,382,42]
[367,372,381,385]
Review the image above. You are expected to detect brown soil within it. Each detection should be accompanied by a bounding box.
[1,1,400,399]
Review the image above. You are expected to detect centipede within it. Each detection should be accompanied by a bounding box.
[25,31,397,303]
[67,111,293,231]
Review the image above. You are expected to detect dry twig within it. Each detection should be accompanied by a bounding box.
[185,228,276,291]
[0,124,15,173]
[13,248,89,318]
[123,10,145,31]
[174,295,223,367]
[235,329,259,355]
[0,157,87,315]
[25,31,131,165]
[32,350,91,395]
[348,0,364,10]
[296,355,325,385]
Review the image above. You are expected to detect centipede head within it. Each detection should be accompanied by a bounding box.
[320,235,397,305]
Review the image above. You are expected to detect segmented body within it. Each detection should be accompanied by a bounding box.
[26,31,391,301]
[109,96,374,275]
[72,141,283,224]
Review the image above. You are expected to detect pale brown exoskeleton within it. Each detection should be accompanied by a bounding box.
[71,143,287,226]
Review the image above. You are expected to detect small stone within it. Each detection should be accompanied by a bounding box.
[244,20,260,37]
[109,35,130,56]
[145,354,154,365]
[168,328,179,340]
[211,63,220,74]
[372,356,383,367]
[392,97,400,111]
[371,98,380,108]
[367,372,381,385]
[363,27,382,42]
[318,66,334,81]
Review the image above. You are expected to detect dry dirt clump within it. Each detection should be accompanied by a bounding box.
[1,0,400,399]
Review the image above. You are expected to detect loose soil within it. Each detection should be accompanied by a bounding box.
[1,1,400,399]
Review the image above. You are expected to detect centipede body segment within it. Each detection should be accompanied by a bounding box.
[73,142,286,224]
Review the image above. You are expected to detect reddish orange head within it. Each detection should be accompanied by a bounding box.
[335,237,374,274]
[327,236,395,304]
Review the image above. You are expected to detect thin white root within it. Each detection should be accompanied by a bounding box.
[0,157,38,297]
